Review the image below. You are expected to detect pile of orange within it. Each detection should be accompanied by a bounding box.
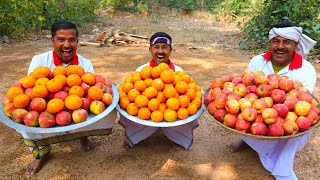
[118,63,202,122]
[3,65,113,127]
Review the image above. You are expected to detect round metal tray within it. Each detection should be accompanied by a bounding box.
[203,87,320,140]
[116,83,204,127]
[0,85,119,133]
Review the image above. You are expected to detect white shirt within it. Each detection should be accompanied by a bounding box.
[248,54,316,92]
[28,50,94,74]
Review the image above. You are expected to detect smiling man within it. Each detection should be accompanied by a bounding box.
[229,22,317,180]
[22,21,117,174]
[137,32,180,70]
[119,32,200,150]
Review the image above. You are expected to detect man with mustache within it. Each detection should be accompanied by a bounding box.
[22,21,117,174]
[119,32,200,150]
[229,22,317,179]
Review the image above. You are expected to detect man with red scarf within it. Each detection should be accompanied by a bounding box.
[23,21,116,174]
[229,22,317,180]
[119,32,199,149]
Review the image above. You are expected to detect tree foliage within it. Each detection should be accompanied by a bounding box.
[240,0,320,53]
[0,0,99,38]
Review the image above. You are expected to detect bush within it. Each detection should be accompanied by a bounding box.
[239,0,320,54]
[0,0,99,38]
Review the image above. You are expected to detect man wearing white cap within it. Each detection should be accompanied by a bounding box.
[119,32,200,150]
[229,22,317,180]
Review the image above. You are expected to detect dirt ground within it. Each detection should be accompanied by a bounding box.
[1,10,320,180]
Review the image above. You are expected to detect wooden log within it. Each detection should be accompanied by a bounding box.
[125,33,147,39]
[79,42,102,47]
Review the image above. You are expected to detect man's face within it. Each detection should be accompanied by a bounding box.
[269,36,298,67]
[51,29,78,63]
[149,43,172,65]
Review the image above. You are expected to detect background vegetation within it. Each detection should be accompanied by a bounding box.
[0,0,319,53]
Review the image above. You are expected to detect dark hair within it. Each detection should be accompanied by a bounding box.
[51,21,79,37]
[150,32,172,43]
[271,21,297,28]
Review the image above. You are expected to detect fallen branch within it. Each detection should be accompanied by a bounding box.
[80,42,102,47]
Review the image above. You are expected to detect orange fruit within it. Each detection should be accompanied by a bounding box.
[138,107,151,120]
[31,85,48,98]
[160,69,174,84]
[124,76,132,83]
[53,66,67,77]
[127,103,139,116]
[176,71,186,77]
[119,97,130,109]
[151,78,165,91]
[140,66,152,79]
[185,88,196,100]
[66,65,84,77]
[7,87,24,101]
[175,81,188,94]
[164,83,174,88]
[54,74,67,87]
[119,92,127,99]
[134,80,147,92]
[35,77,49,86]
[21,76,36,89]
[67,74,82,87]
[88,86,103,100]
[158,63,170,71]
[196,85,201,92]
[164,109,177,122]
[131,71,141,84]
[159,103,167,113]
[142,87,158,99]
[46,79,63,93]
[47,98,65,113]
[81,73,96,86]
[127,89,140,102]
[121,82,134,93]
[188,82,198,91]
[156,91,166,103]
[187,103,198,115]
[173,74,182,85]
[30,66,51,79]
[144,78,153,87]
[191,97,202,108]
[166,97,180,111]
[13,94,30,108]
[151,110,164,122]
[148,98,160,111]
[117,84,123,93]
[134,95,149,108]
[196,91,203,99]
[151,66,162,78]
[69,85,84,97]
[163,86,177,99]
[64,95,82,110]
[177,108,189,120]
[182,74,192,84]
[179,95,190,108]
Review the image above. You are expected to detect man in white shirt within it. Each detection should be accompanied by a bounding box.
[119,32,200,150]
[22,21,116,174]
[229,21,317,180]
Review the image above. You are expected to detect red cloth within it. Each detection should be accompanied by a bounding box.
[149,59,175,71]
[53,50,79,66]
[262,51,302,70]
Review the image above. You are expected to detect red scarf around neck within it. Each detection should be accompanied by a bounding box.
[149,59,175,71]
[53,50,79,66]
[262,51,302,70]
